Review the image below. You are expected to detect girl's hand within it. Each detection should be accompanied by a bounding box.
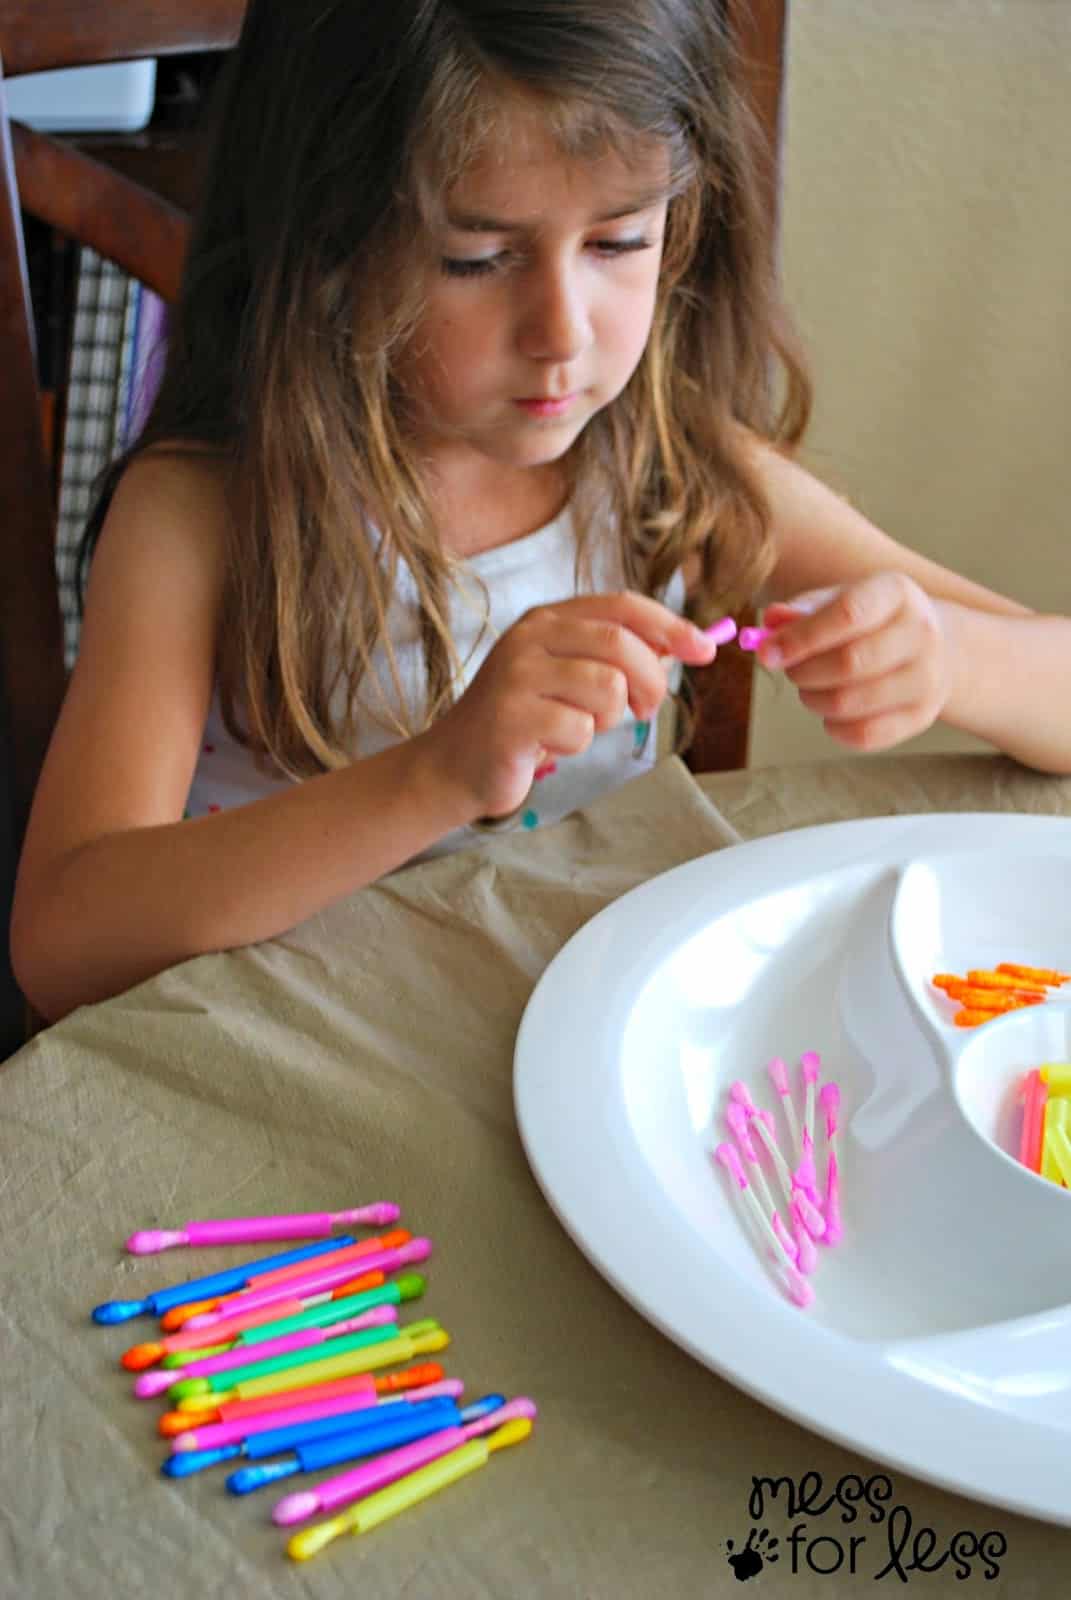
[422,592,718,821]
[758,573,956,752]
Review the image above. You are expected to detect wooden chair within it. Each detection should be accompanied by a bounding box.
[0,0,786,1053]
[0,3,243,1054]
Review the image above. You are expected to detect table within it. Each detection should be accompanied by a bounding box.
[3,753,1071,1599]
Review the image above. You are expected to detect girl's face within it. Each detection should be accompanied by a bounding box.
[397,100,671,491]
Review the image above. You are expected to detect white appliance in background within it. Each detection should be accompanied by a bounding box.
[3,61,157,133]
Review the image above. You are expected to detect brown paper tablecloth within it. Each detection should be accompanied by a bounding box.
[3,753,1071,1599]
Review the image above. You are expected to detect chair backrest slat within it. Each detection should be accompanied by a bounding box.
[12,122,188,301]
[0,66,67,841]
[0,1,241,78]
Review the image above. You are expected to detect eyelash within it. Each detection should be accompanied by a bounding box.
[439,238,655,279]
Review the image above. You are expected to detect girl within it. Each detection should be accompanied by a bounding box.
[12,0,1071,1022]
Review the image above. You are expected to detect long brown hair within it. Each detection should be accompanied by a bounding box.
[80,0,810,776]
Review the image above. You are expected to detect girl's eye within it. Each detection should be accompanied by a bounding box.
[439,255,505,278]
[593,237,654,257]
[438,236,655,279]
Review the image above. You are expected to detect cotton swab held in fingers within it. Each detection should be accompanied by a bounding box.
[703,616,738,645]
[819,1081,843,1245]
[713,1144,813,1308]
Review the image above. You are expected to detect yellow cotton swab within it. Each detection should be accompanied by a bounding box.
[286,1417,534,1560]
[1041,1098,1071,1187]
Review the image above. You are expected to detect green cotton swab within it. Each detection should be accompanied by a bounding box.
[169,1318,439,1401]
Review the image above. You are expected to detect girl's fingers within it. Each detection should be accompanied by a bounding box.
[541,593,717,665]
[782,612,919,692]
[795,657,931,725]
[533,656,631,732]
[759,577,905,671]
[527,701,599,759]
[530,617,670,719]
[817,702,939,753]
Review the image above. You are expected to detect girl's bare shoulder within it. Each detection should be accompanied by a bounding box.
[115,439,233,523]
[100,441,234,582]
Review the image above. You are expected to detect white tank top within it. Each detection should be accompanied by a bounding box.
[186,507,685,861]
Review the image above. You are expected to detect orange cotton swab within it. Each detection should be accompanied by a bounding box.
[997,963,1070,987]
[1018,1070,1048,1174]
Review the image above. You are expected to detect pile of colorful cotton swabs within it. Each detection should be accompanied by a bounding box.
[1018,1065,1071,1187]
[711,1053,842,1309]
[91,1204,535,1561]
[930,962,1069,1028]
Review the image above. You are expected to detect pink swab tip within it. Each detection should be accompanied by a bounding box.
[792,1183,825,1239]
[703,616,738,645]
[729,1080,756,1110]
[771,1212,798,1264]
[819,1081,840,1111]
[726,1102,758,1161]
[767,1057,790,1095]
[477,1397,538,1430]
[800,1051,821,1084]
[272,1490,320,1527]
[125,1229,186,1254]
[737,626,769,652]
[713,1143,747,1188]
[134,1370,176,1400]
[791,1207,818,1276]
[785,1268,814,1309]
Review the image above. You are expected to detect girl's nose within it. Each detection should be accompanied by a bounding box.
[516,264,592,363]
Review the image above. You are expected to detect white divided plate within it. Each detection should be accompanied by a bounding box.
[513,813,1071,1525]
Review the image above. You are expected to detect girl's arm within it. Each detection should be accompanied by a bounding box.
[731,442,1071,774]
[12,456,715,1022]
[10,456,479,1022]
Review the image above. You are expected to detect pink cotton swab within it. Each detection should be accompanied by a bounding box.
[271,1397,538,1527]
[767,1057,802,1163]
[732,1079,824,1239]
[703,616,739,645]
[125,1204,402,1255]
[794,1051,823,1204]
[726,1102,798,1265]
[819,1082,843,1246]
[133,1305,399,1399]
[730,1082,797,1208]
[801,1052,821,1152]
[713,1144,813,1308]
[790,1201,818,1275]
